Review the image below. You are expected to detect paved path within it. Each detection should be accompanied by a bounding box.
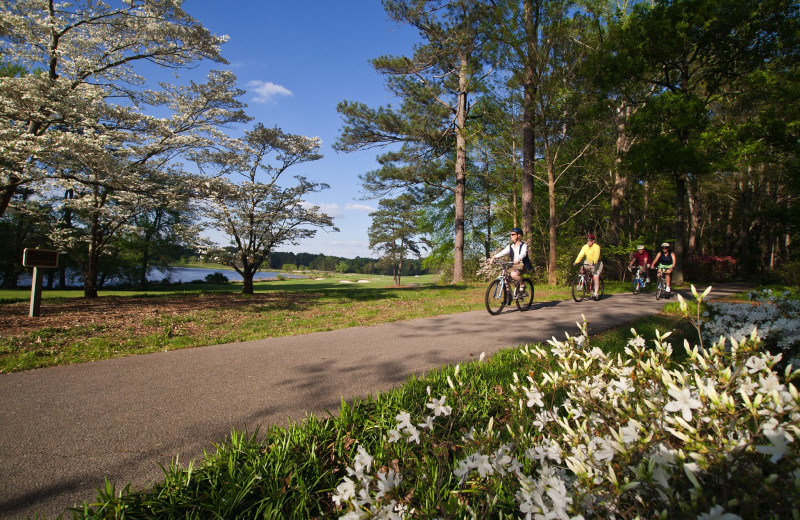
[0,283,752,519]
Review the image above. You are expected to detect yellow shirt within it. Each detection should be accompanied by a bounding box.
[574,243,601,264]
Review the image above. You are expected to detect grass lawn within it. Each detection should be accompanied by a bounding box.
[1,273,639,373]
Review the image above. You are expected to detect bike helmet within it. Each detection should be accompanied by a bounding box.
[586,234,596,240]
[510,227,523,235]
[636,245,645,250]
[661,242,671,248]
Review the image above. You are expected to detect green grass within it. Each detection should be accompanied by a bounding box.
[0,275,558,373]
[0,276,642,374]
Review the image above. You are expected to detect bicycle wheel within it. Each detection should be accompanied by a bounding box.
[485,279,507,315]
[597,279,605,300]
[571,276,585,302]
[656,280,664,300]
[516,279,534,311]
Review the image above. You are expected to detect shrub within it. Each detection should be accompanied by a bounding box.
[333,319,800,518]
[702,288,800,372]
[686,255,738,282]
[203,272,229,284]
[282,263,298,271]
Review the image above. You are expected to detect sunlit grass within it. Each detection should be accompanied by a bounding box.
[0,278,560,373]
[0,276,663,373]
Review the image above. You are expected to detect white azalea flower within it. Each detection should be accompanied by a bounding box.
[664,386,703,421]
[332,477,356,506]
[697,505,742,520]
[525,386,545,408]
[756,427,794,463]
[426,396,452,417]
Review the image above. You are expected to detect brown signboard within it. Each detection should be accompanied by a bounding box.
[23,248,59,269]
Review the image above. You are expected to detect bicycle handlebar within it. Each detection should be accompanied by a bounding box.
[490,260,515,267]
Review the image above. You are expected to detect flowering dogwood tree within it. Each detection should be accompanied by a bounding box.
[195,124,337,294]
[0,0,245,216]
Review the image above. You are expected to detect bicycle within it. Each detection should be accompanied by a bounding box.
[571,263,604,302]
[628,265,648,294]
[655,265,670,300]
[485,261,534,315]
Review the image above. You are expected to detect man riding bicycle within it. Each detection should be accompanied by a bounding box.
[573,234,602,300]
[490,227,532,286]
[629,245,650,283]
[651,242,676,295]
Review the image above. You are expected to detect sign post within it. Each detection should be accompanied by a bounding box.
[22,248,59,317]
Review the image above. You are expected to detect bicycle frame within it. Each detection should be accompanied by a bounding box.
[485,261,534,314]
[630,265,647,292]
[579,265,594,292]
[655,267,669,299]
[572,263,603,302]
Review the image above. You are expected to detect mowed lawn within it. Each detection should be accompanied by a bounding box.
[0,273,582,374]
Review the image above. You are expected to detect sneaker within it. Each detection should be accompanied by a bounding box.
[666,287,671,292]
[592,292,599,299]
[646,278,650,283]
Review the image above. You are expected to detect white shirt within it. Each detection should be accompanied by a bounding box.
[494,242,528,262]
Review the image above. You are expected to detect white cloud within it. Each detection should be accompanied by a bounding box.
[345,203,375,212]
[300,201,344,218]
[246,80,293,103]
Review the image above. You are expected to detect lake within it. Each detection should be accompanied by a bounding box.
[12,266,305,288]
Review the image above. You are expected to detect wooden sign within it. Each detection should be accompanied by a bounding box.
[23,248,59,269]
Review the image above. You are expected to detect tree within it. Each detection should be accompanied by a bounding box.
[336,0,497,283]
[614,0,800,282]
[197,124,338,295]
[0,0,238,216]
[368,194,427,285]
[496,0,608,284]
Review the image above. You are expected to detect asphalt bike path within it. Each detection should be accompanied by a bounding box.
[0,283,752,519]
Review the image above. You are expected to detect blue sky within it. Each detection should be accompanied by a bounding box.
[185,1,421,259]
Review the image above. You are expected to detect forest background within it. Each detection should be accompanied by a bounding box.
[1,0,798,297]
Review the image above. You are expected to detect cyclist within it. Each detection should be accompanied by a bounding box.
[490,228,532,290]
[629,245,650,284]
[573,234,602,300]
[651,242,676,295]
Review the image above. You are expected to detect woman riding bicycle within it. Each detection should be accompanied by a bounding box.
[629,245,650,283]
[573,234,602,300]
[651,242,676,295]
[490,228,532,286]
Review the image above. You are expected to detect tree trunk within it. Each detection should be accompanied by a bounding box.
[672,172,687,284]
[547,160,557,285]
[0,174,21,218]
[451,52,469,284]
[738,171,754,277]
[724,199,735,256]
[139,242,150,288]
[609,104,632,246]
[687,176,701,258]
[521,0,537,256]
[83,241,100,298]
[82,198,103,298]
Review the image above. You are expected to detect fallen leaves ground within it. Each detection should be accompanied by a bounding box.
[0,293,280,338]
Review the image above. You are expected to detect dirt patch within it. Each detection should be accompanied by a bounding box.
[0,293,283,338]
